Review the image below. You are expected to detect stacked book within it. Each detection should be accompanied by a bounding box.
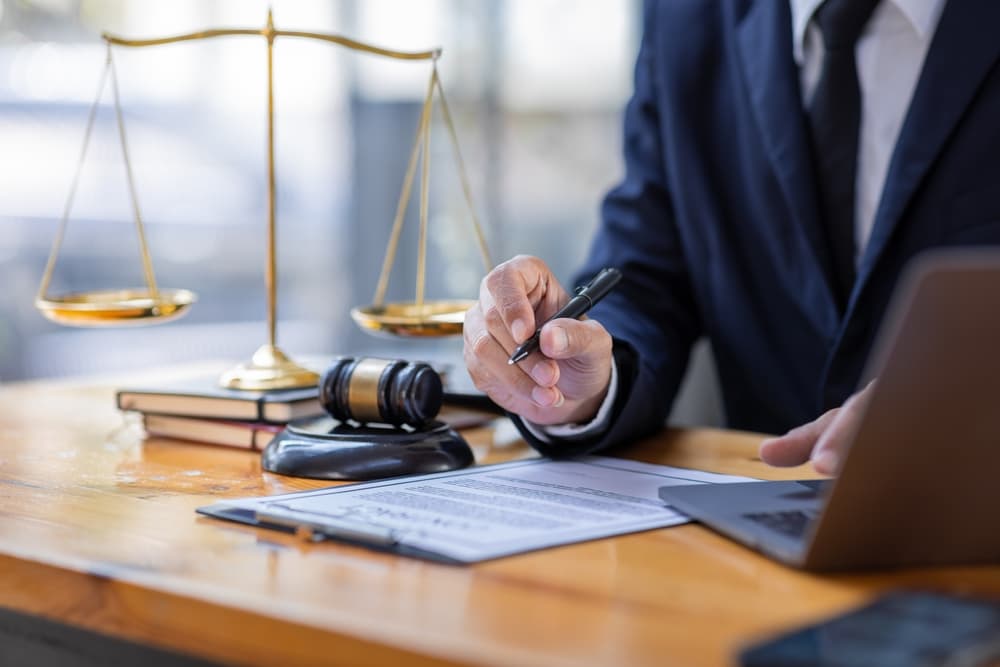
[116,377,324,451]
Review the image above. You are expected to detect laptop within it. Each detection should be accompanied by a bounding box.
[658,250,1000,571]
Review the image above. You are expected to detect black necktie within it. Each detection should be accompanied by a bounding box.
[807,0,880,309]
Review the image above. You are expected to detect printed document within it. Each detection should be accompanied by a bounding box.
[199,456,756,563]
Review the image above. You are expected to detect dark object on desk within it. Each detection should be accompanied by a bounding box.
[263,357,474,480]
[442,386,503,414]
[739,591,1000,667]
[508,267,622,365]
[439,364,503,414]
[320,357,441,427]
[659,250,1000,571]
[117,377,322,423]
[262,417,472,480]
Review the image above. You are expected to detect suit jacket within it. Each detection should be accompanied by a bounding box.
[518,0,1000,456]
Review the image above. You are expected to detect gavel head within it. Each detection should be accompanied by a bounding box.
[319,357,443,428]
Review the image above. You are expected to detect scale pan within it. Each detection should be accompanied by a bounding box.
[36,288,196,327]
[351,299,474,337]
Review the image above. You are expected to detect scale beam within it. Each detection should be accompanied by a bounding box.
[102,28,441,62]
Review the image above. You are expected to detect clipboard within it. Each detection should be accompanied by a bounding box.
[197,456,757,564]
[202,502,464,564]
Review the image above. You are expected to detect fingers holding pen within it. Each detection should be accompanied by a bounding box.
[463,303,562,414]
[537,318,613,417]
[479,297,560,390]
[538,318,612,365]
[479,266,561,385]
[482,255,566,344]
[467,256,619,423]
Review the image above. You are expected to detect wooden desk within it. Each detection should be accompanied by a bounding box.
[1,370,998,667]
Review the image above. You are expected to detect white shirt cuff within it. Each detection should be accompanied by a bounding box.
[522,359,619,444]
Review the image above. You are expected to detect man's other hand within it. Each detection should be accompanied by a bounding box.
[463,255,614,426]
[758,381,875,475]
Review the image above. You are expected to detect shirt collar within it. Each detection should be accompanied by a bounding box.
[892,0,947,38]
[789,0,948,64]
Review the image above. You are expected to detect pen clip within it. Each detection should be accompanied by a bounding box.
[577,270,601,292]
[256,508,398,547]
[577,267,616,292]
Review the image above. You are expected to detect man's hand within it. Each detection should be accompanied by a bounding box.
[463,255,614,426]
[758,381,875,475]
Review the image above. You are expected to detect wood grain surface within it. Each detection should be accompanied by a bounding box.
[1,366,998,667]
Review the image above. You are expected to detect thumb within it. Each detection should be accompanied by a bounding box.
[538,318,611,363]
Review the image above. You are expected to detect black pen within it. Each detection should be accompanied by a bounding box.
[508,267,623,365]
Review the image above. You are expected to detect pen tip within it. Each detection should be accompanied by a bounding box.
[507,358,516,365]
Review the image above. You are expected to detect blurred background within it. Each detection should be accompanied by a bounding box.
[0,0,721,423]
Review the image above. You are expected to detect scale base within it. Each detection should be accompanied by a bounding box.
[219,344,319,391]
[262,417,474,481]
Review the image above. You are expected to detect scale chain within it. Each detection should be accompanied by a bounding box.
[372,61,493,310]
[108,44,160,299]
[373,63,437,309]
[36,44,160,303]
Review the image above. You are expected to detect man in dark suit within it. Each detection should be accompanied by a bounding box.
[463,0,1000,472]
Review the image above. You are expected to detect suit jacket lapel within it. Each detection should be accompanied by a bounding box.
[736,0,839,327]
[854,0,1000,298]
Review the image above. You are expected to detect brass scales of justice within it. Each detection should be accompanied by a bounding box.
[35,9,493,391]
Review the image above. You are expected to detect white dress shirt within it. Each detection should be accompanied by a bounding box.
[529,0,947,442]
[793,0,946,256]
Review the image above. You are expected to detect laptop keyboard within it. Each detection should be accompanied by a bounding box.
[742,509,820,539]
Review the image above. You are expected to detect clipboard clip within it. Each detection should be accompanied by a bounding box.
[255,507,398,547]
